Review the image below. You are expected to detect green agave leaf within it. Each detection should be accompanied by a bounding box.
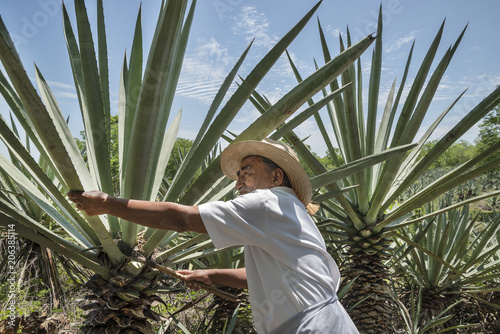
[122,0,187,201]
[34,66,97,192]
[285,50,338,166]
[119,7,143,180]
[271,83,353,140]
[388,90,467,200]
[144,0,196,201]
[164,39,253,205]
[118,53,128,190]
[312,185,359,204]
[181,32,376,207]
[367,21,447,222]
[317,20,347,159]
[156,233,210,261]
[365,4,383,159]
[0,70,65,188]
[381,87,500,214]
[162,239,214,265]
[147,110,183,201]
[0,114,100,246]
[73,0,113,195]
[164,246,235,266]
[0,203,111,279]
[383,190,500,232]
[121,0,189,246]
[0,16,81,191]
[310,143,416,190]
[373,79,396,155]
[0,154,93,249]
[97,0,110,142]
[166,1,322,204]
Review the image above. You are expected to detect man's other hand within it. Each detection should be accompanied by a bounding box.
[67,190,109,216]
[177,270,213,291]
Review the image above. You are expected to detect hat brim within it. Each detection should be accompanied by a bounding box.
[220,140,312,207]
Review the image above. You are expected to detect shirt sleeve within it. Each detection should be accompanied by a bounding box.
[198,190,269,249]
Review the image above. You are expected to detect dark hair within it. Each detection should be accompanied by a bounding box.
[258,156,292,188]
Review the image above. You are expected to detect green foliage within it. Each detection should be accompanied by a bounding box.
[475,106,500,178]
[165,138,194,182]
[419,139,477,170]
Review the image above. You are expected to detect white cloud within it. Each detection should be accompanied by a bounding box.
[176,37,237,104]
[385,30,419,53]
[231,6,277,50]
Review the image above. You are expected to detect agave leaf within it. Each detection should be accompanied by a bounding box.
[310,143,416,190]
[367,21,447,222]
[120,6,143,179]
[122,0,187,202]
[97,0,110,141]
[118,54,128,189]
[389,89,467,199]
[0,115,100,245]
[148,109,182,201]
[73,0,113,195]
[271,83,353,140]
[0,17,81,191]
[164,39,253,203]
[366,4,383,158]
[34,66,97,192]
[0,70,64,187]
[181,33,376,207]
[285,50,338,165]
[383,190,500,232]
[0,153,94,248]
[0,211,111,279]
[165,1,322,203]
[381,87,500,214]
[143,0,196,201]
[121,0,189,246]
[156,233,210,261]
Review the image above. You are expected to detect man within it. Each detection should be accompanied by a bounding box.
[68,139,358,333]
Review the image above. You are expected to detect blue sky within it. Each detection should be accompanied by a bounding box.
[0,0,499,158]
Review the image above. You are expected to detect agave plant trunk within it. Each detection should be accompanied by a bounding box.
[342,250,395,333]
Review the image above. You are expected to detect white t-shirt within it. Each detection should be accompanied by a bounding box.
[198,187,341,333]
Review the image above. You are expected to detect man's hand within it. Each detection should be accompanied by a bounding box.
[177,268,247,290]
[67,190,109,216]
[177,270,213,291]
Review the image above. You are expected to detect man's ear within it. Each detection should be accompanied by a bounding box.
[272,168,285,186]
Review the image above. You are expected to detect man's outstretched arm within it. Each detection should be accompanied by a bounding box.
[67,190,207,233]
[177,268,248,290]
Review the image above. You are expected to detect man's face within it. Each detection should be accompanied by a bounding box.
[235,156,275,196]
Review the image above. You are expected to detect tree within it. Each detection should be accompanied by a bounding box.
[420,139,477,170]
[475,105,500,181]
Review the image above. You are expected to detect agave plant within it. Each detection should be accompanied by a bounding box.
[390,203,500,331]
[283,6,500,333]
[0,0,405,332]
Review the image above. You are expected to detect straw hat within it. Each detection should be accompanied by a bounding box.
[220,138,312,208]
